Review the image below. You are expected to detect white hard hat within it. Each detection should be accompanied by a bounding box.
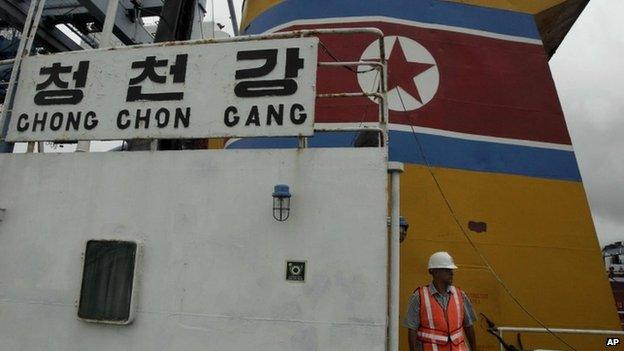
[428,252,458,269]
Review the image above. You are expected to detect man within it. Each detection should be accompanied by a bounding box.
[404,252,477,351]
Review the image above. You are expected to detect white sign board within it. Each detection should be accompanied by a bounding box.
[6,38,318,141]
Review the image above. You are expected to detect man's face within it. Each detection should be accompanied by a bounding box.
[432,268,454,285]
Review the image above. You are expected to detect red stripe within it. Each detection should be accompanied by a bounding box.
[284,21,571,145]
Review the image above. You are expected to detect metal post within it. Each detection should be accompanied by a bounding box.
[378,36,388,149]
[100,0,119,47]
[76,0,119,152]
[388,161,404,351]
[226,0,239,36]
[0,0,47,153]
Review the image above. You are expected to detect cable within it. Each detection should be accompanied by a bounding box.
[319,41,377,74]
[394,88,578,351]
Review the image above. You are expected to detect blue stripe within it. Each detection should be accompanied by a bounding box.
[244,0,541,40]
[227,131,581,181]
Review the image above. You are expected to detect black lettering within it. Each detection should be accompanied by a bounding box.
[117,110,130,129]
[245,106,260,126]
[267,104,284,126]
[17,114,29,132]
[66,112,81,131]
[224,106,239,127]
[290,104,307,125]
[50,112,63,131]
[32,112,47,132]
[174,107,190,128]
[235,80,297,98]
[285,48,304,78]
[135,108,151,129]
[155,108,170,128]
[170,54,188,83]
[235,49,278,79]
[84,111,98,130]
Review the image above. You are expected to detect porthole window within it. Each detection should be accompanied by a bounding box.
[78,240,139,324]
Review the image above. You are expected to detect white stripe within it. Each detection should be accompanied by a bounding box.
[450,286,462,327]
[422,286,435,329]
[417,331,448,342]
[263,16,543,45]
[389,124,574,152]
[422,287,440,351]
[450,330,464,341]
[314,123,574,152]
[224,137,239,149]
[227,122,574,153]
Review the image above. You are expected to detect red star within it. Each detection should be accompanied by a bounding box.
[387,39,435,104]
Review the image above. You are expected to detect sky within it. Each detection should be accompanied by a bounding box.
[12,0,623,247]
[549,0,624,247]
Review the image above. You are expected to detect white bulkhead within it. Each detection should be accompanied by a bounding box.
[0,148,388,350]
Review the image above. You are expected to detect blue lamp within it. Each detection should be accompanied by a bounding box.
[272,185,291,222]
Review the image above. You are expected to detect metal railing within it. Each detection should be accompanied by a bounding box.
[497,326,624,351]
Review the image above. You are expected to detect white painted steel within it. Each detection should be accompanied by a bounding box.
[0,58,16,65]
[9,0,48,154]
[227,0,239,36]
[388,161,403,351]
[0,0,46,152]
[100,0,119,47]
[0,148,388,350]
[7,38,318,142]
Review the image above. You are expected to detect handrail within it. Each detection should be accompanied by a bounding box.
[497,326,624,351]
[498,326,624,335]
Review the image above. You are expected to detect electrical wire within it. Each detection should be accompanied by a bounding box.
[394,88,579,351]
[319,41,377,74]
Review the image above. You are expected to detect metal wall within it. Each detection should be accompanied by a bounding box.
[0,148,388,350]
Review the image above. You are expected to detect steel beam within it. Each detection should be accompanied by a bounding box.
[0,0,81,51]
[74,0,153,44]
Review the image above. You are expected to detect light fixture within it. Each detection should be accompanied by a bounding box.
[272,184,291,222]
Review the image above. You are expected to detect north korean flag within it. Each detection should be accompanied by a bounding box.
[234,1,580,181]
[288,20,571,146]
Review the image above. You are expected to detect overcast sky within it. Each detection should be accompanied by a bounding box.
[15,0,622,247]
[550,0,624,247]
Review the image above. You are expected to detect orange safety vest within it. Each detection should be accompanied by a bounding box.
[416,285,469,351]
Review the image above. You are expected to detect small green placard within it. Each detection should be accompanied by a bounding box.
[286,261,306,282]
